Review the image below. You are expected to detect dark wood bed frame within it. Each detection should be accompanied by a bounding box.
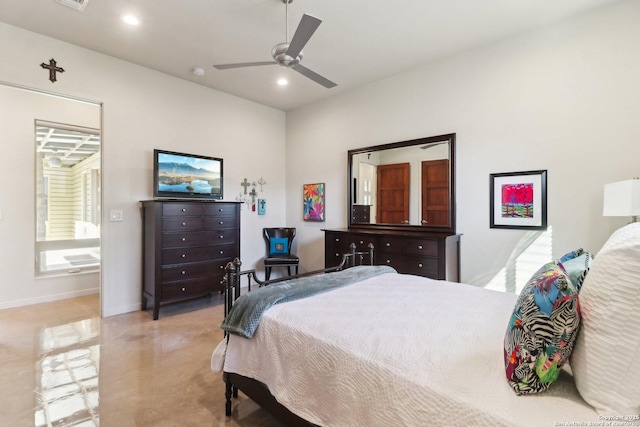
[221,243,375,426]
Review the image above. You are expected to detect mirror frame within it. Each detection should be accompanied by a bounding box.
[348,133,456,234]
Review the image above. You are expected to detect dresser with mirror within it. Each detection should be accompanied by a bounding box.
[323,133,461,281]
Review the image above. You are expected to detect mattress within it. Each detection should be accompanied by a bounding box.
[213,272,598,426]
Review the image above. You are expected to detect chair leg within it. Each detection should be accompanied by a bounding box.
[265,266,271,281]
[295,265,299,275]
[287,266,291,276]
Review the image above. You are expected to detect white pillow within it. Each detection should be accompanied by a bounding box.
[571,222,640,415]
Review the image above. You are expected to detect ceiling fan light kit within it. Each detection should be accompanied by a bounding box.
[213,0,336,88]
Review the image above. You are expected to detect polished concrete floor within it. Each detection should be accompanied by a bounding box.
[0,294,283,427]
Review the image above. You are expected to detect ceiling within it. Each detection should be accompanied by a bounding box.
[37,123,100,168]
[0,0,619,111]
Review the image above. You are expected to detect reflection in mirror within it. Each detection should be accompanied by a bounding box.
[35,121,101,276]
[349,134,455,233]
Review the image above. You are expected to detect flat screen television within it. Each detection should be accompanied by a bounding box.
[153,149,223,200]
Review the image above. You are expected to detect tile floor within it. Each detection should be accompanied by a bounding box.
[0,294,283,427]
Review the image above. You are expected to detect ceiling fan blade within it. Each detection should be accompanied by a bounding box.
[293,64,337,88]
[286,14,322,59]
[213,61,277,70]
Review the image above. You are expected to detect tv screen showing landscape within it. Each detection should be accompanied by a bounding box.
[154,149,223,199]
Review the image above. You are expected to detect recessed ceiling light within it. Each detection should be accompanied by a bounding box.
[122,15,139,26]
[277,78,288,86]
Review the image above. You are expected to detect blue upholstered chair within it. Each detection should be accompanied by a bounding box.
[263,227,299,281]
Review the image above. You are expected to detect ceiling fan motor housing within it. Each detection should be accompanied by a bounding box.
[272,43,302,67]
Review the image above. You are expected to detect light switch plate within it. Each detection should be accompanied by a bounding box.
[110,209,123,222]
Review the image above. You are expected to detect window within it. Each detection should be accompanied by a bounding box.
[35,121,101,276]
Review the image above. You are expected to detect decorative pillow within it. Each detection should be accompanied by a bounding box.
[269,237,289,255]
[504,260,581,395]
[571,223,640,415]
[557,248,594,292]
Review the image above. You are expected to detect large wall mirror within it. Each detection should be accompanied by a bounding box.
[348,133,456,234]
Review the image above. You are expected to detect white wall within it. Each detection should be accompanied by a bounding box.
[285,0,640,287]
[0,22,286,315]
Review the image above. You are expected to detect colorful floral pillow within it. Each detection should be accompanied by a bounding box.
[503,260,581,395]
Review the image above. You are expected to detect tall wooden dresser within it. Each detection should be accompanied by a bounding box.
[141,200,241,319]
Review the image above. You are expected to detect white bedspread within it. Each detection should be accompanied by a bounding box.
[214,273,598,426]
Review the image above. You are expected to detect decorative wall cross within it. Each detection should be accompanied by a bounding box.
[248,187,258,212]
[257,176,267,192]
[40,58,65,83]
[240,178,251,194]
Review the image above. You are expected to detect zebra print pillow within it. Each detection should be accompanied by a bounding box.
[558,248,593,292]
[503,259,581,395]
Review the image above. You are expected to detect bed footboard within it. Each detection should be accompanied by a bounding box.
[220,243,374,424]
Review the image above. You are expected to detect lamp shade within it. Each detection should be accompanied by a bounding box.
[603,178,640,217]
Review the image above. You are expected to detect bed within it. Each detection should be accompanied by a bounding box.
[212,224,640,426]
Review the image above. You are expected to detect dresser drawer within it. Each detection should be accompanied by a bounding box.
[163,231,216,248]
[205,215,239,230]
[204,204,237,218]
[163,244,239,265]
[161,259,230,282]
[161,277,216,301]
[163,203,204,217]
[163,229,238,247]
[162,217,204,231]
[403,239,439,257]
[378,237,403,254]
[378,255,439,278]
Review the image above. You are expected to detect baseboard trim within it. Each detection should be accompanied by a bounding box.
[0,288,99,310]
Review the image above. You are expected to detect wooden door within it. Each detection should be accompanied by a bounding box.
[376,163,410,224]
[421,159,450,227]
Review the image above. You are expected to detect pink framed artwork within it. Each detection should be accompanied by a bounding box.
[490,170,547,230]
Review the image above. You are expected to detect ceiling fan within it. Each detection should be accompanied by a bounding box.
[213,0,336,88]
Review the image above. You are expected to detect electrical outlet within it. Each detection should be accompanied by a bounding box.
[110,209,123,222]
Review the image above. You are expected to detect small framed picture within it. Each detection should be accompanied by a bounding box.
[490,170,547,230]
[303,183,325,222]
[257,198,266,215]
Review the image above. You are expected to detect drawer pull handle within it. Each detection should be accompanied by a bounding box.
[386,259,391,264]
[181,237,186,242]
[220,265,224,269]
[219,235,224,239]
[335,238,340,242]
[181,208,186,212]
[418,263,423,268]
[182,222,186,226]
[219,221,224,225]
[181,270,186,275]
[359,240,364,244]
[181,287,186,292]
[335,253,339,257]
[219,208,224,212]
[220,250,224,255]
[386,243,391,247]
[181,254,186,258]
[418,245,423,250]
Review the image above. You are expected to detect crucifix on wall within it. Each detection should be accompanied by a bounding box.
[240,178,251,194]
[248,187,258,212]
[257,176,267,192]
[40,58,65,83]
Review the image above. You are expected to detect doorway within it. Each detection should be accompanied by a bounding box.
[0,81,102,312]
[376,162,410,224]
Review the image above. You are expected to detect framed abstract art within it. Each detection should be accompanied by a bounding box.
[303,183,325,222]
[490,170,547,230]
